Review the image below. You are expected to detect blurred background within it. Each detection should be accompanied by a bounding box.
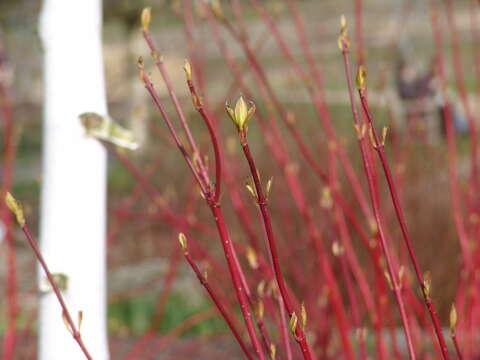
[0,0,478,358]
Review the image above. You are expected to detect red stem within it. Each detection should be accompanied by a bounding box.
[470,0,480,86]
[140,71,209,195]
[142,28,211,188]
[444,0,479,199]
[181,238,254,359]
[21,224,93,360]
[451,329,463,360]
[0,36,18,360]
[340,39,417,359]
[247,0,374,222]
[354,0,365,66]
[202,6,388,353]
[358,87,451,359]
[277,295,293,360]
[429,0,472,266]
[203,11,366,347]
[239,130,315,360]
[140,34,265,357]
[186,76,222,202]
[210,205,266,359]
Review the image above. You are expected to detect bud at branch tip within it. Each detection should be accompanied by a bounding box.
[289,312,298,335]
[226,96,256,132]
[184,59,192,82]
[450,303,457,330]
[338,15,349,50]
[5,192,25,227]
[141,7,152,30]
[178,233,188,250]
[356,65,367,90]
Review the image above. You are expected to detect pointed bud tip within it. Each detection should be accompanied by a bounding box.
[300,302,307,328]
[183,59,192,82]
[141,7,152,30]
[255,300,265,320]
[246,246,259,269]
[178,233,188,250]
[450,303,457,329]
[266,177,273,198]
[356,65,367,90]
[270,343,276,360]
[5,192,25,227]
[289,312,298,335]
[338,15,349,50]
[226,96,256,131]
[210,0,224,18]
[332,241,344,256]
[78,310,84,332]
[62,311,74,336]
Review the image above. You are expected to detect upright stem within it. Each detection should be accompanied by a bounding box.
[142,27,211,188]
[185,73,222,202]
[354,0,365,66]
[239,130,315,360]
[0,34,18,360]
[140,70,209,195]
[139,24,265,356]
[210,205,266,359]
[20,223,93,360]
[203,9,367,346]
[340,37,416,360]
[358,87,451,359]
[180,234,254,360]
[450,328,464,360]
[246,0,374,222]
[444,0,479,198]
[277,295,293,360]
[429,0,471,266]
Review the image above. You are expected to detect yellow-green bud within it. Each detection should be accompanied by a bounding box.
[141,7,151,30]
[226,96,256,131]
[338,15,349,50]
[5,192,25,227]
[450,303,457,330]
[178,233,188,250]
[356,65,367,90]
[300,302,307,328]
[289,312,298,335]
[183,59,192,82]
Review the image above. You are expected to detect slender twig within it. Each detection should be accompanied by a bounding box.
[184,61,222,202]
[0,33,18,360]
[245,0,374,222]
[444,0,479,199]
[339,19,417,360]
[203,6,368,350]
[178,233,254,360]
[239,129,315,360]
[140,10,266,358]
[201,5,395,355]
[226,98,315,358]
[429,0,471,266]
[139,67,209,195]
[451,329,463,360]
[354,0,365,66]
[141,18,211,188]
[5,193,93,360]
[357,67,451,359]
[449,304,463,360]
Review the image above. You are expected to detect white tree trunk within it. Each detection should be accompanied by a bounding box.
[39,1,109,359]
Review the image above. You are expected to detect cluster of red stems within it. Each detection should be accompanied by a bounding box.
[2,0,480,359]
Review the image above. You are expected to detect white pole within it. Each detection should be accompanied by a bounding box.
[39,0,109,359]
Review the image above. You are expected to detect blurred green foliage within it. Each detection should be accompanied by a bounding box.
[108,292,228,336]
